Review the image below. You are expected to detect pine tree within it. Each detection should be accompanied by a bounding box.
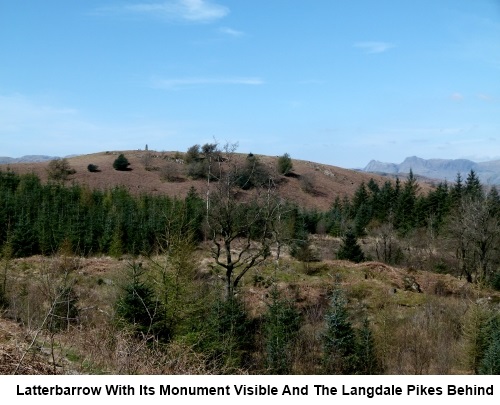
[337,229,365,263]
[263,287,301,374]
[479,319,500,374]
[113,154,130,171]
[464,169,482,200]
[116,262,169,342]
[322,284,357,374]
[355,318,382,374]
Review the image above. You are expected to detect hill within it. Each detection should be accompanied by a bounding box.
[363,156,500,185]
[0,150,411,211]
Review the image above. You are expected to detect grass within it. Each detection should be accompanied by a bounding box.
[1,246,499,374]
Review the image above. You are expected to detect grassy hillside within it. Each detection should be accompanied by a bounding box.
[0,240,498,375]
[1,150,425,211]
[1,149,499,375]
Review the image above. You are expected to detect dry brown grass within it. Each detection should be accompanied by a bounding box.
[1,239,498,374]
[0,150,433,211]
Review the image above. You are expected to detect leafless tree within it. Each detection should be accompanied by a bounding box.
[449,196,500,283]
[205,143,281,297]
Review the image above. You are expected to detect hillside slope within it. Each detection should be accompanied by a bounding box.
[1,151,410,211]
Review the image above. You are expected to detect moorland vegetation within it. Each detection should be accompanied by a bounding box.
[0,143,499,374]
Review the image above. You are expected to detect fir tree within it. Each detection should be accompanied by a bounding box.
[464,169,482,200]
[113,154,130,171]
[355,318,382,374]
[322,284,357,374]
[263,287,301,374]
[479,316,500,375]
[337,229,365,263]
[116,262,170,342]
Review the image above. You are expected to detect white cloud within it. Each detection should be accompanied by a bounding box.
[450,92,464,101]
[218,27,244,37]
[478,93,495,102]
[354,41,396,54]
[151,76,264,90]
[100,0,229,23]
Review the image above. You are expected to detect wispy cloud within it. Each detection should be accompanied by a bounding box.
[218,27,244,37]
[478,93,495,102]
[450,92,464,101]
[152,76,264,90]
[354,41,396,54]
[97,0,229,23]
[0,93,177,156]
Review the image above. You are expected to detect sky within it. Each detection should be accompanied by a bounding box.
[1,0,500,168]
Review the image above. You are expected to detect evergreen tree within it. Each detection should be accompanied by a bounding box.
[201,295,255,371]
[395,169,419,233]
[263,287,302,374]
[479,318,500,375]
[113,154,130,171]
[464,169,482,200]
[322,284,357,374]
[115,262,170,342]
[337,229,365,263]
[451,172,463,206]
[277,153,293,175]
[355,318,382,374]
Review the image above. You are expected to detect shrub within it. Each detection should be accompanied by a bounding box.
[113,154,130,171]
[187,160,209,179]
[47,158,76,181]
[235,154,271,190]
[87,164,99,173]
[185,145,201,164]
[47,285,79,332]
[277,153,293,176]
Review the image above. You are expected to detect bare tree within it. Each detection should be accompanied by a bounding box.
[205,143,280,297]
[450,196,500,283]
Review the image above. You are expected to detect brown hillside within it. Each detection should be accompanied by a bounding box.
[1,151,431,211]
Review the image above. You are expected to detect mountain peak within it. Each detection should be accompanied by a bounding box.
[363,156,500,184]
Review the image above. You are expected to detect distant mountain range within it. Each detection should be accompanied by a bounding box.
[0,155,81,164]
[363,156,500,185]
[0,155,61,164]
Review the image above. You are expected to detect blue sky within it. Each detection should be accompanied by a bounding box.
[1,0,499,168]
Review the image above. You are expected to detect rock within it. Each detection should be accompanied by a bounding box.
[403,275,422,293]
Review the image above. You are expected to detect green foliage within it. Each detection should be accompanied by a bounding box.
[0,243,13,309]
[185,144,201,164]
[263,287,302,374]
[0,170,206,257]
[113,154,130,171]
[47,158,76,181]
[277,153,293,175]
[337,229,365,263]
[479,317,500,374]
[464,169,482,200]
[87,164,99,172]
[235,153,271,190]
[198,295,255,372]
[115,262,170,342]
[355,318,383,374]
[322,284,357,374]
[187,160,209,179]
